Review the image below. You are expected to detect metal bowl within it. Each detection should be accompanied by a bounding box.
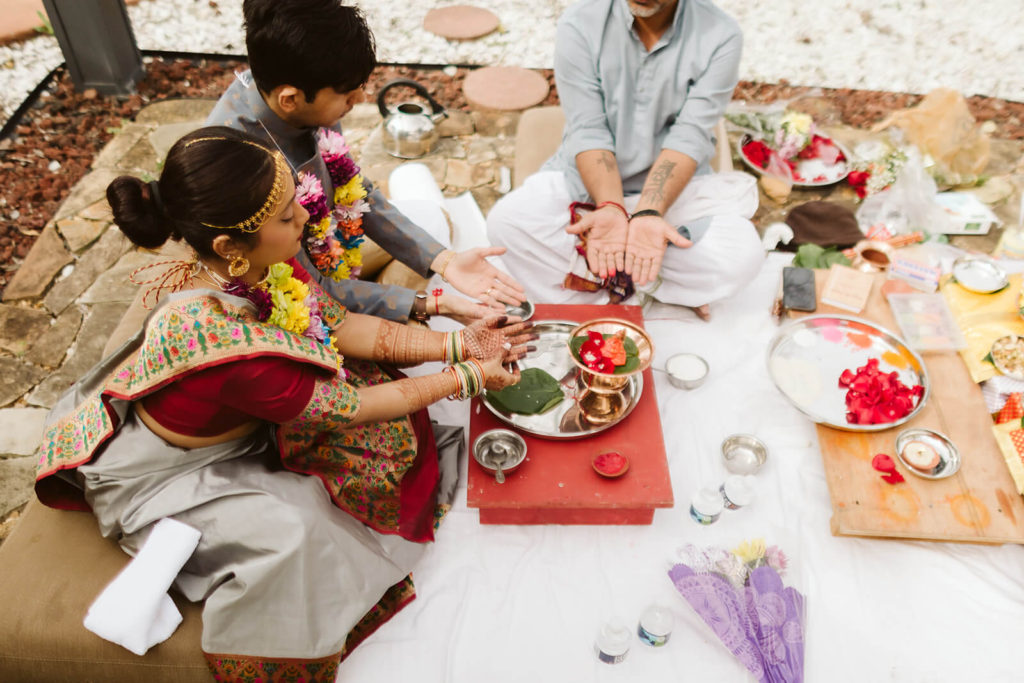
[721,434,768,475]
[505,299,535,321]
[567,318,654,394]
[894,428,961,479]
[472,429,527,483]
[952,255,1008,294]
[665,353,709,390]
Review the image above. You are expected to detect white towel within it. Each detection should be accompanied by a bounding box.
[84,517,202,656]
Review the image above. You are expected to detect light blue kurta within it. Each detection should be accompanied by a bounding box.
[542,0,743,201]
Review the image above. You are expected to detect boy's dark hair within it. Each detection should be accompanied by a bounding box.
[243,0,377,101]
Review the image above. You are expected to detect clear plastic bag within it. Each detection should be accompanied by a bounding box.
[855,148,951,236]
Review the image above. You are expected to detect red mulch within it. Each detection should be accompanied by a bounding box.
[1,57,1021,294]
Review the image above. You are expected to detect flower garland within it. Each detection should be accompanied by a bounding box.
[296,128,371,282]
[223,262,336,351]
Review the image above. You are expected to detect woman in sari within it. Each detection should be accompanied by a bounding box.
[35,127,533,681]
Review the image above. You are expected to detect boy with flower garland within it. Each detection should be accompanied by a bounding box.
[207,0,526,324]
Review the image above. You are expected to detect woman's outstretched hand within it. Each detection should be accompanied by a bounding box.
[477,355,521,391]
[463,316,538,364]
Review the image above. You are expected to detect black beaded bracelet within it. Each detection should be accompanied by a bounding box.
[630,208,662,219]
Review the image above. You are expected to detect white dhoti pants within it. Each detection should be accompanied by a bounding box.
[486,170,763,308]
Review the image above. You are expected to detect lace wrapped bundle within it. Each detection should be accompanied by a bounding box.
[668,541,805,683]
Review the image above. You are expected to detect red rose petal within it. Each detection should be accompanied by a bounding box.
[881,471,905,485]
[871,453,897,472]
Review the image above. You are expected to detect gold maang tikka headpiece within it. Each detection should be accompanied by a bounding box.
[183,137,289,233]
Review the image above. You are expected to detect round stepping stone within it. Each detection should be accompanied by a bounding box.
[423,5,500,41]
[463,66,550,111]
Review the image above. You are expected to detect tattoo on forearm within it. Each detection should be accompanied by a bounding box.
[393,373,455,411]
[598,151,617,174]
[374,322,429,366]
[641,160,677,207]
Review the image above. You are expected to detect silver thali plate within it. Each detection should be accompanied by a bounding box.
[481,320,643,440]
[766,315,930,432]
[952,255,1008,294]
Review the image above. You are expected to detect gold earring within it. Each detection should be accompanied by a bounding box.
[228,256,250,278]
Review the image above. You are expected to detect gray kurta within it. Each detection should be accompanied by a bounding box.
[206,71,446,321]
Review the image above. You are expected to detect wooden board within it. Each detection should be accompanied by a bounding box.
[795,271,1024,544]
[467,304,674,525]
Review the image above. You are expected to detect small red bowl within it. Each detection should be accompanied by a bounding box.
[592,451,630,478]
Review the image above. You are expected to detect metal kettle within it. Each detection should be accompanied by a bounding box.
[377,79,448,159]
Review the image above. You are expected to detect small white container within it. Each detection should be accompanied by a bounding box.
[666,353,709,390]
[637,605,673,647]
[689,487,724,525]
[595,619,631,664]
[720,474,756,510]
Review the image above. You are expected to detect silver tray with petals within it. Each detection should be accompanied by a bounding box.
[481,320,643,440]
[767,315,930,432]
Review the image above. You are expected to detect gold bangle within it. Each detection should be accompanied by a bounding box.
[436,250,457,282]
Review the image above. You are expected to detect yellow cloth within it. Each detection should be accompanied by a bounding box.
[940,272,1024,383]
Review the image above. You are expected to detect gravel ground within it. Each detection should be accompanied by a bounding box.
[1,0,1023,126]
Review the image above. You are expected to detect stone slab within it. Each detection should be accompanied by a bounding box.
[343,103,384,131]
[80,249,156,305]
[134,98,217,125]
[56,216,109,252]
[0,304,52,356]
[27,302,129,409]
[91,122,152,172]
[149,121,206,161]
[0,357,46,408]
[1,224,73,301]
[44,227,133,315]
[437,110,475,138]
[0,457,35,520]
[24,305,83,369]
[77,198,114,223]
[470,110,520,138]
[423,5,500,40]
[116,136,160,174]
[53,168,121,222]
[0,407,49,457]
[463,67,549,112]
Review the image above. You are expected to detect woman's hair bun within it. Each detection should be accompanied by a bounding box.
[106,176,174,249]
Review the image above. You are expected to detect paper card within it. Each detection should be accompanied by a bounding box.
[886,292,967,351]
[889,255,942,292]
[934,192,999,235]
[820,265,875,313]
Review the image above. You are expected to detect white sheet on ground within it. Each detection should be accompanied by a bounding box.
[339,252,1024,683]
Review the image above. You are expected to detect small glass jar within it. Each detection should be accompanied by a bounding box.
[595,619,631,664]
[637,605,673,647]
[689,487,724,525]
[720,474,756,510]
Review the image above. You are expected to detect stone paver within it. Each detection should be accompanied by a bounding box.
[27,302,129,409]
[52,168,121,222]
[463,67,550,111]
[0,304,52,356]
[56,215,110,252]
[423,5,500,41]
[133,98,217,125]
[80,249,160,305]
[44,226,133,314]
[1,225,72,302]
[0,457,35,519]
[24,305,83,368]
[91,122,153,171]
[149,121,206,161]
[0,357,46,408]
[0,407,49,457]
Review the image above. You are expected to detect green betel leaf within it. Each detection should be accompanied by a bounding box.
[485,368,565,415]
[983,352,995,366]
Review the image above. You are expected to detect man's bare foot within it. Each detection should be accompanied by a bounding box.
[690,304,711,321]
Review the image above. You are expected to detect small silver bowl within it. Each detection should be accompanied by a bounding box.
[894,427,961,479]
[721,434,768,475]
[665,353,709,390]
[472,429,527,483]
[505,299,535,321]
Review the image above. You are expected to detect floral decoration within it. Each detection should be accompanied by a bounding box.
[730,108,847,185]
[296,129,370,282]
[575,330,633,374]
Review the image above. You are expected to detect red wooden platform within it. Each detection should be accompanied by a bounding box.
[467,303,674,524]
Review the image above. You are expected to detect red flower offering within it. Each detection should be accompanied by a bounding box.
[574,329,637,375]
[741,139,774,169]
[839,358,924,425]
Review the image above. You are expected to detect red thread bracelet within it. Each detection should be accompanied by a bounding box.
[432,288,443,315]
[596,201,629,219]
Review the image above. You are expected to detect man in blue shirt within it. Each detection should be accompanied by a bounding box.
[487,0,762,319]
